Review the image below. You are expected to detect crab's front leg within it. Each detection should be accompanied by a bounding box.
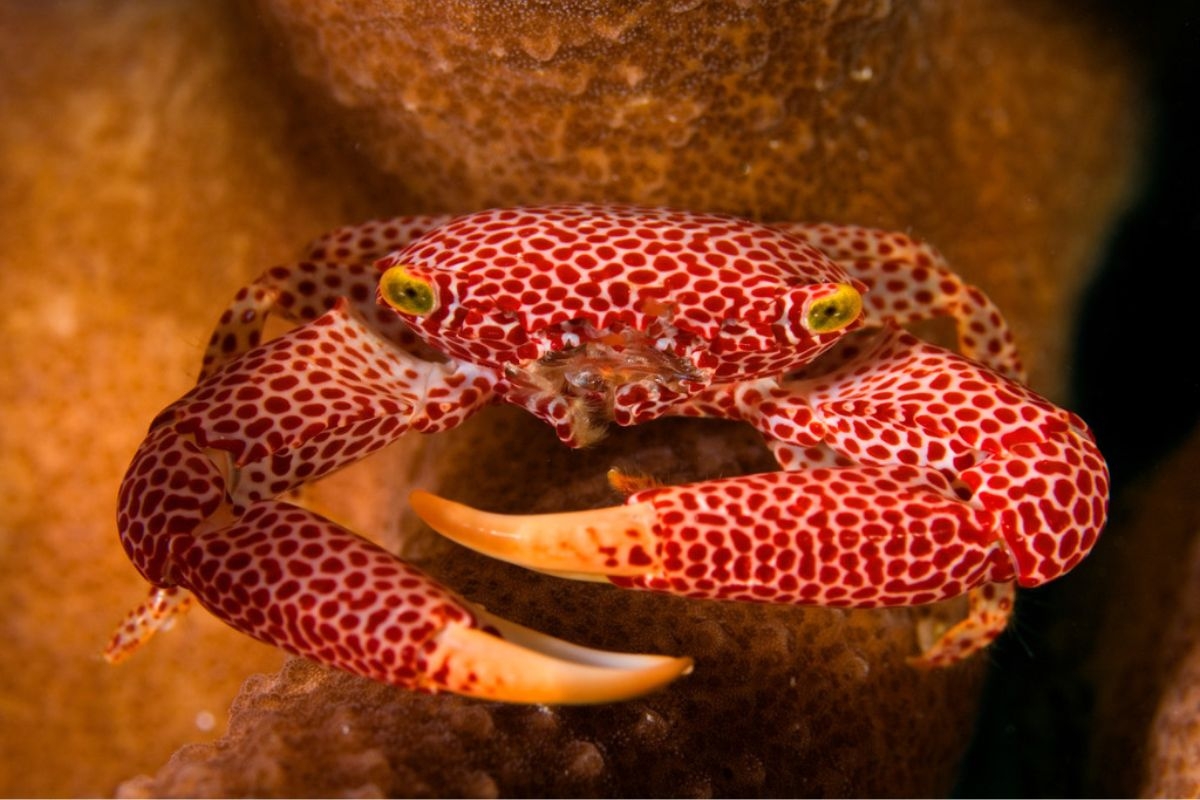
[774,221,1025,381]
[199,215,452,379]
[413,328,1108,667]
[110,303,690,702]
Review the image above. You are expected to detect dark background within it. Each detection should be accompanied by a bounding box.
[958,0,1200,794]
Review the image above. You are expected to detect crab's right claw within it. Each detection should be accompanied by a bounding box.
[113,487,688,705]
[435,609,692,705]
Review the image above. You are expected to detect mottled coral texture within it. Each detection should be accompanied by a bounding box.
[0,0,1149,796]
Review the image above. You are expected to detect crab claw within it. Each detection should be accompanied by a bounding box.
[409,490,661,580]
[112,444,688,704]
[411,467,1033,669]
[407,493,689,701]
[440,609,692,705]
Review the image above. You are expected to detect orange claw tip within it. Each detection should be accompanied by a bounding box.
[433,610,693,705]
[409,490,661,579]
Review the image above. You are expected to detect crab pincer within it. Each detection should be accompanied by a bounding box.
[107,431,690,703]
[107,297,689,703]
[410,326,1108,667]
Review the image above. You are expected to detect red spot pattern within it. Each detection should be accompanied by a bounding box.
[117,424,226,581]
[116,216,503,694]
[772,222,1026,381]
[615,325,1107,660]
[199,215,451,381]
[173,499,476,691]
[117,302,498,691]
[618,464,1006,607]
[177,303,495,506]
[384,206,856,383]
[115,204,1109,686]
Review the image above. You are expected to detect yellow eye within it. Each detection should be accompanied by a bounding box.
[804,284,862,333]
[381,266,437,316]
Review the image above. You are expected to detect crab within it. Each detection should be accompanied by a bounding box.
[106,204,1109,704]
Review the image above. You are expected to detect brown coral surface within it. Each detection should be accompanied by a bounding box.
[0,0,1148,796]
[255,0,1142,398]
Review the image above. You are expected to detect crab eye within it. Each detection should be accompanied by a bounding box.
[804,284,862,333]
[381,266,437,316]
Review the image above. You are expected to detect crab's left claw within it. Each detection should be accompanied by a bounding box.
[409,492,691,700]
[111,490,689,705]
[410,464,1037,669]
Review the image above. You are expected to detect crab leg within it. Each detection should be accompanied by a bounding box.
[104,585,194,664]
[111,302,690,701]
[413,328,1108,666]
[773,222,1025,381]
[912,580,1016,668]
[111,482,689,702]
[200,215,451,380]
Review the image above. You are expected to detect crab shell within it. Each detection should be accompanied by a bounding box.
[376,206,869,387]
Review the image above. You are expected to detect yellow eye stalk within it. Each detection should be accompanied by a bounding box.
[381,266,438,316]
[805,283,862,333]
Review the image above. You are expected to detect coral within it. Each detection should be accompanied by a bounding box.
[0,2,392,794]
[1141,557,1200,798]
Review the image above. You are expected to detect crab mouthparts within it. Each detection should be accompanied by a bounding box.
[546,341,702,392]
[502,336,704,446]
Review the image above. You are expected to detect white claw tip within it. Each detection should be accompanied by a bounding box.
[430,611,692,705]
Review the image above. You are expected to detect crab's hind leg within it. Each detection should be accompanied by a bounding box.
[911,581,1016,668]
[200,215,452,380]
[104,586,194,664]
[772,221,1025,381]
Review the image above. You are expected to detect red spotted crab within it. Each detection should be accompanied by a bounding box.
[106,205,1109,703]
